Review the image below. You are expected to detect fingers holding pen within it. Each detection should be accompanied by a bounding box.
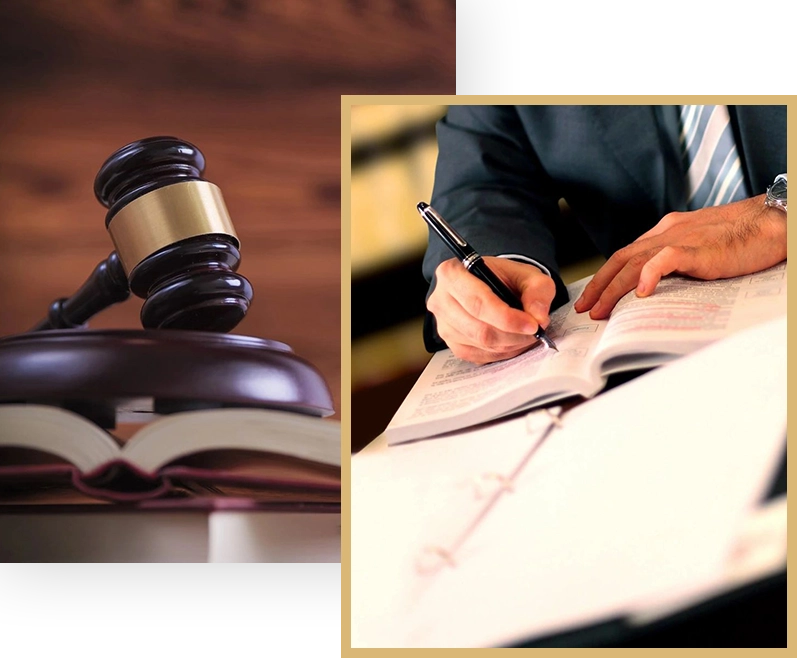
[429,258,554,364]
[435,311,538,364]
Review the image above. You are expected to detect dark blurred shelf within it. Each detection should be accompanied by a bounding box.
[351,368,423,453]
[352,120,438,170]
[352,255,428,340]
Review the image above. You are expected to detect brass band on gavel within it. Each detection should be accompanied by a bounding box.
[107,180,239,275]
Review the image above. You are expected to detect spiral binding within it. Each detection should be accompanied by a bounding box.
[415,406,564,575]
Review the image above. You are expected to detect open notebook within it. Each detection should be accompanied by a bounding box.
[352,317,786,647]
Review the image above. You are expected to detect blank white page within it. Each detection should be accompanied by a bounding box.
[352,316,786,647]
[352,413,551,647]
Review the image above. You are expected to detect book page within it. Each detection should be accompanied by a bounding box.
[355,317,786,647]
[352,414,552,646]
[595,261,786,362]
[0,405,121,472]
[628,494,786,626]
[386,281,607,443]
[122,409,341,472]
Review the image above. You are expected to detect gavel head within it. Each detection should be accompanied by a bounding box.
[94,137,253,333]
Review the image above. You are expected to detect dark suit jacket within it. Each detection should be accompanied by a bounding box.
[423,105,786,351]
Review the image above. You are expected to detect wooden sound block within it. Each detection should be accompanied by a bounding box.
[0,330,334,427]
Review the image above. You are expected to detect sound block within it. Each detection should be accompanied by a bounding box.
[0,330,334,427]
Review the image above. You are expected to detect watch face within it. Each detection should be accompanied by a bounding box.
[771,178,787,202]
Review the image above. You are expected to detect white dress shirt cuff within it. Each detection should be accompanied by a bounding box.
[495,254,553,279]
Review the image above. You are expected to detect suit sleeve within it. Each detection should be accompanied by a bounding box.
[422,105,570,351]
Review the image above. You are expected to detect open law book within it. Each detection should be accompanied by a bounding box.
[352,317,786,647]
[0,406,340,506]
[386,262,786,444]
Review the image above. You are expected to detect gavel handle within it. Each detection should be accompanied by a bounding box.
[31,252,131,331]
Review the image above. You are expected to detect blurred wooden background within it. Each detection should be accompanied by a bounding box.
[0,0,456,420]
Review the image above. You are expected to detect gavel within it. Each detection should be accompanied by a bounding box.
[32,136,253,333]
[0,136,335,419]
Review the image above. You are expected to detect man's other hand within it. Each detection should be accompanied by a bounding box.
[575,195,787,319]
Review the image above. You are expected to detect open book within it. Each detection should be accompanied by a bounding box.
[385,262,786,444]
[0,406,340,506]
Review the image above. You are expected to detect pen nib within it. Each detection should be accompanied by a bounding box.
[542,336,559,352]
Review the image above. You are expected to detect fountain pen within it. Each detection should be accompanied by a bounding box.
[417,202,558,352]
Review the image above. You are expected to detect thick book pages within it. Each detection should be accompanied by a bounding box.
[385,262,786,444]
[0,406,340,505]
[352,317,786,647]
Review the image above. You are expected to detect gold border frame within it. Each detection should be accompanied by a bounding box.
[342,95,793,653]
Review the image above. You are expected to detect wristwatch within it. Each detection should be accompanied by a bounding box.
[765,173,787,213]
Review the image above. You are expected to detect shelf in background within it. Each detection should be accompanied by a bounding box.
[350,105,445,278]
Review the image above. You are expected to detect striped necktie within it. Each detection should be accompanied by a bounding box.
[679,105,749,210]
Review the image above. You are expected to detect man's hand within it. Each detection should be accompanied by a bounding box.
[575,195,787,319]
[427,257,556,365]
